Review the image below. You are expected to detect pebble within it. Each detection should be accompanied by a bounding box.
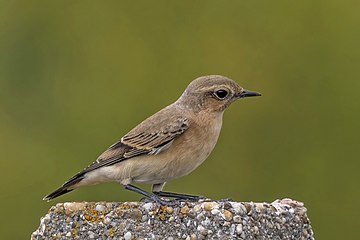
[143,202,153,212]
[196,212,205,221]
[253,226,259,235]
[243,202,253,213]
[165,206,173,214]
[197,225,208,236]
[88,231,95,239]
[193,204,202,213]
[103,217,111,224]
[211,209,220,215]
[63,202,86,212]
[202,218,211,227]
[124,231,132,240]
[41,215,50,224]
[142,215,148,222]
[236,224,243,234]
[203,202,218,211]
[222,210,233,221]
[95,204,106,212]
[129,209,143,220]
[233,215,241,223]
[275,223,281,229]
[223,221,231,227]
[229,224,236,235]
[230,202,246,215]
[180,205,190,215]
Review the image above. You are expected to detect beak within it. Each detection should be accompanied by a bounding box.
[238,89,262,98]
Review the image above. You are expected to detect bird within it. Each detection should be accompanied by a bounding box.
[43,75,261,205]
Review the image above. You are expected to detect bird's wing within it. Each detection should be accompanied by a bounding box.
[62,111,190,187]
[96,113,189,168]
[121,116,189,153]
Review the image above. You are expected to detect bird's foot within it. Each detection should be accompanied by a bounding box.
[153,191,209,202]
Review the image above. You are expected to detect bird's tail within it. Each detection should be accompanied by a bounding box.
[43,172,85,201]
[43,187,73,201]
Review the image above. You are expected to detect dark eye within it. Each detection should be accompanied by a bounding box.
[214,89,229,99]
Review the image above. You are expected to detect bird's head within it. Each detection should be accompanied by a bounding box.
[177,75,261,112]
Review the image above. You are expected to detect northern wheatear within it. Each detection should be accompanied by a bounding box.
[44,75,261,204]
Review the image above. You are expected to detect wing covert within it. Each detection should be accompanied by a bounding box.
[121,117,189,151]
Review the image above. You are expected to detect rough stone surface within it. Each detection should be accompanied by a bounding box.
[32,198,314,239]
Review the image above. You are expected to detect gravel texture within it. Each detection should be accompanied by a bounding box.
[32,198,314,239]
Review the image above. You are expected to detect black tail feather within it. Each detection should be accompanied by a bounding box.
[43,186,73,201]
[43,173,85,201]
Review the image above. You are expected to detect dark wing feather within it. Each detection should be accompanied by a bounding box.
[121,117,189,150]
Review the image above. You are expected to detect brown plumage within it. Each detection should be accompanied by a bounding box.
[43,75,261,204]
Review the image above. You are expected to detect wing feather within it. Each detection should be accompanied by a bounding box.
[121,117,189,150]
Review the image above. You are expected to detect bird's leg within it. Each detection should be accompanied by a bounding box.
[124,184,172,206]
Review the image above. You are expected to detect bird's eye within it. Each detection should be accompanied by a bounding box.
[214,89,229,99]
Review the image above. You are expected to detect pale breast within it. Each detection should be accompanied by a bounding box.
[170,112,223,176]
[133,111,224,183]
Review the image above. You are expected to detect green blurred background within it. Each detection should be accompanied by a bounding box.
[1,0,359,239]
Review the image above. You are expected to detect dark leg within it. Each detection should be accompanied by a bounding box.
[124,184,171,205]
[153,191,205,201]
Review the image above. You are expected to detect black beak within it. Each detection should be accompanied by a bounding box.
[238,89,262,98]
